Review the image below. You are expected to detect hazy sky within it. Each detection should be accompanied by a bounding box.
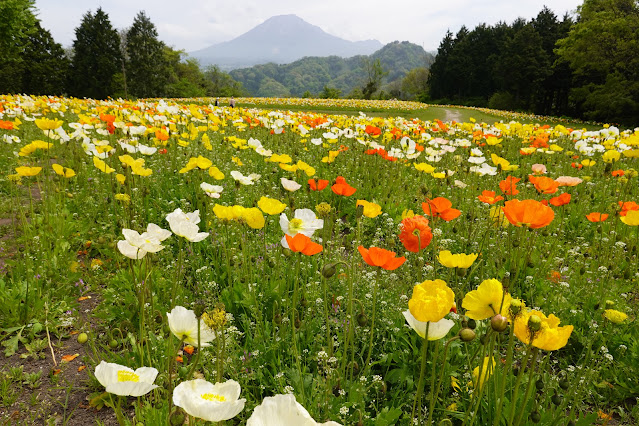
[34,0,583,52]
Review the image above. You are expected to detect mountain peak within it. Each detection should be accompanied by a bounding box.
[189,15,382,70]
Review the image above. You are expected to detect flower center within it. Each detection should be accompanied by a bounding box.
[289,218,304,232]
[117,371,139,382]
[201,393,226,402]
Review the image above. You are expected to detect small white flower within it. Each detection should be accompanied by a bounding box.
[280,177,301,192]
[200,182,224,198]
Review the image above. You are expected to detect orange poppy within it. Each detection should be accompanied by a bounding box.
[499,176,520,195]
[571,162,583,170]
[586,212,609,222]
[357,246,405,270]
[619,201,639,216]
[331,176,356,196]
[529,175,559,195]
[612,170,625,177]
[549,193,571,207]
[399,216,433,252]
[477,190,504,205]
[365,125,382,136]
[285,234,323,256]
[422,197,461,221]
[0,120,15,130]
[501,199,555,229]
[308,178,329,191]
[155,129,169,141]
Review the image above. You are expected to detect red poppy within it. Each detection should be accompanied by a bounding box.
[285,234,323,256]
[549,193,571,207]
[357,246,405,270]
[501,199,554,229]
[477,190,504,205]
[159,148,168,154]
[571,162,583,170]
[308,178,329,191]
[99,113,116,123]
[499,176,520,195]
[398,216,433,252]
[331,176,356,196]
[422,197,461,221]
[586,212,609,222]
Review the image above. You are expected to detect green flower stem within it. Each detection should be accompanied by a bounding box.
[463,329,492,425]
[506,344,534,425]
[167,336,185,423]
[468,332,496,426]
[290,254,305,403]
[493,322,517,426]
[171,238,184,307]
[514,347,540,426]
[430,336,459,425]
[426,340,441,424]
[411,321,431,424]
[363,277,378,371]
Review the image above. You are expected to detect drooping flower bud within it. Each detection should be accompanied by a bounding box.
[321,263,337,279]
[459,328,476,342]
[491,314,508,332]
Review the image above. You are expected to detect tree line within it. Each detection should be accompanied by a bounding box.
[0,1,243,99]
[426,1,639,125]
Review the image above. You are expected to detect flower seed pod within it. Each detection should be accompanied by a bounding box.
[551,393,562,406]
[357,313,369,327]
[509,299,524,317]
[528,314,542,332]
[459,328,476,342]
[559,378,569,391]
[530,411,541,423]
[535,379,544,390]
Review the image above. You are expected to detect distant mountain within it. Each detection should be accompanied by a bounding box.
[189,15,382,70]
[229,41,435,97]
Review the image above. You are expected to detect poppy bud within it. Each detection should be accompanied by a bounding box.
[605,300,615,309]
[559,378,569,390]
[322,263,337,278]
[456,267,468,277]
[282,248,293,258]
[357,313,369,327]
[459,328,476,342]
[193,300,206,318]
[528,315,542,332]
[530,411,541,423]
[356,204,364,219]
[109,339,119,349]
[467,318,477,329]
[551,393,562,406]
[535,379,544,390]
[294,318,301,329]
[273,313,282,325]
[170,409,186,426]
[491,314,508,332]
[300,297,308,308]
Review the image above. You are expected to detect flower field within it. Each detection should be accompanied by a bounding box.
[1,94,638,425]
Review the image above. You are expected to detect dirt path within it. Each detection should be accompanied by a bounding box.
[443,108,463,123]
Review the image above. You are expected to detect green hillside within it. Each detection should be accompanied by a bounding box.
[229,41,434,97]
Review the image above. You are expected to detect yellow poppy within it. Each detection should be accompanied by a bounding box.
[408,279,455,323]
[462,279,512,320]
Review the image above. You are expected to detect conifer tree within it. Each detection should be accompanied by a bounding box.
[69,8,122,99]
[126,11,167,98]
[22,21,69,95]
[0,0,37,93]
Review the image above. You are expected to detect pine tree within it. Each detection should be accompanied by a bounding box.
[22,21,69,95]
[126,11,167,98]
[0,0,37,93]
[69,8,123,99]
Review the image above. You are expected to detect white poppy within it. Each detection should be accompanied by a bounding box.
[200,182,224,198]
[173,379,245,422]
[247,394,341,426]
[281,178,301,192]
[117,228,164,260]
[279,209,323,248]
[231,171,261,185]
[167,306,216,347]
[94,361,158,397]
[165,208,208,242]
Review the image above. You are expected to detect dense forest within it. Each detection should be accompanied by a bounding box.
[229,42,434,98]
[427,1,639,125]
[0,1,243,99]
[0,0,637,124]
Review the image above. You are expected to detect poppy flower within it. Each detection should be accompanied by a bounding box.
[555,176,582,187]
[398,215,432,252]
[247,394,341,425]
[308,178,329,191]
[356,200,382,218]
[402,310,455,341]
[15,166,42,177]
[331,176,356,196]
[549,193,571,207]
[257,197,286,215]
[612,170,625,177]
[514,309,573,351]
[531,164,547,174]
[438,250,478,269]
[620,210,639,226]
[357,246,405,270]
[173,379,245,423]
[94,361,158,397]
[529,175,559,194]
[422,197,461,221]
[408,279,455,323]
[35,117,63,131]
[619,201,639,216]
[586,212,608,222]
[462,278,512,320]
[477,190,504,205]
[501,199,555,229]
[285,234,323,256]
[167,306,216,347]
[499,176,520,195]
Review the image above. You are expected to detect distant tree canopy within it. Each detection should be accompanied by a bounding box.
[427,3,639,125]
[126,11,168,98]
